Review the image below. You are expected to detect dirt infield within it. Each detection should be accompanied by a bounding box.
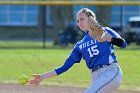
[0,83,140,93]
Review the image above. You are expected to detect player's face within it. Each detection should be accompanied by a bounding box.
[77,13,88,32]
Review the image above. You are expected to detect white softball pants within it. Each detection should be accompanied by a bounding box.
[84,63,123,93]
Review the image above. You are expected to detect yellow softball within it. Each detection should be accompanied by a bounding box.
[19,75,28,85]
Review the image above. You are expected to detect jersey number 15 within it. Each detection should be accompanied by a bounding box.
[87,45,99,57]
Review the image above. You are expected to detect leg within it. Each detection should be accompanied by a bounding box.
[85,64,122,93]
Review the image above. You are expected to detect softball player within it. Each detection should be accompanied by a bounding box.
[29,8,127,93]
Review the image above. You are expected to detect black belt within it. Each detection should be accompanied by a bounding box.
[92,63,112,72]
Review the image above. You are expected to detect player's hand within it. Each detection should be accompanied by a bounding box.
[29,74,43,85]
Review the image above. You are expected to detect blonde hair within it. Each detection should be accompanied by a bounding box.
[77,8,96,20]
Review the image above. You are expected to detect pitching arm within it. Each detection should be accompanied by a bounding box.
[29,70,57,85]
[29,45,82,85]
[55,45,82,75]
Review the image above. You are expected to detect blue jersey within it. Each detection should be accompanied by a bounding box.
[55,27,127,75]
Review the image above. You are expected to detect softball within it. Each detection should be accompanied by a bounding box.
[19,75,28,85]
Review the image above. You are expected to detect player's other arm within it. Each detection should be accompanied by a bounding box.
[106,27,127,48]
[110,37,127,48]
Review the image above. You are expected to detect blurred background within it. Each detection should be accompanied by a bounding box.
[0,1,140,92]
[0,0,140,48]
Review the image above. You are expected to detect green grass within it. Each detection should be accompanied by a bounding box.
[0,40,46,48]
[115,49,140,91]
[0,43,139,91]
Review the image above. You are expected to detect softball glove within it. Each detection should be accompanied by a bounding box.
[87,16,111,42]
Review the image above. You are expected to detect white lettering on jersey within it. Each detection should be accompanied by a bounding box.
[78,40,97,50]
